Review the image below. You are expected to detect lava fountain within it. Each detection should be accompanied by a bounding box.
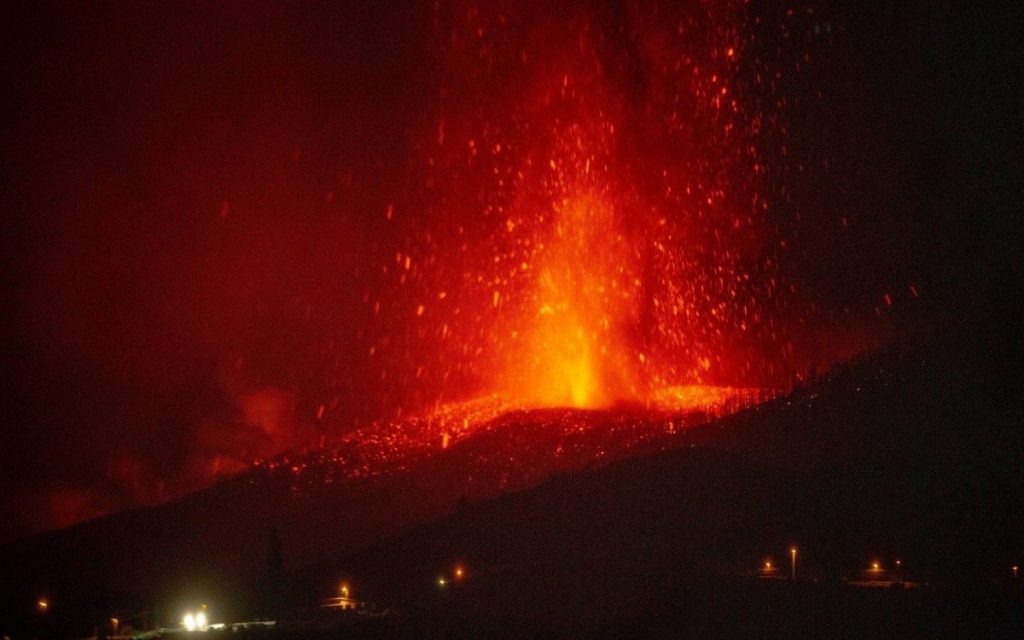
[507,192,640,408]
[353,0,833,442]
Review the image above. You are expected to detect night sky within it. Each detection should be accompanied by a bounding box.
[1,0,1020,543]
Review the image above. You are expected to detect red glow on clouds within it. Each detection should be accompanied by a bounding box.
[2,1,899,540]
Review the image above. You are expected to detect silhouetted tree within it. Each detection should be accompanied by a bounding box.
[255,527,286,619]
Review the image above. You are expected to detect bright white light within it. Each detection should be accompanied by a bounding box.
[182,610,209,632]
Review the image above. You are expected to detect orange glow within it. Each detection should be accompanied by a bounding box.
[356,1,832,429]
[3,0,890,543]
[650,385,765,414]
[235,3,879,512]
[502,193,640,409]
[454,565,465,579]
[37,598,49,613]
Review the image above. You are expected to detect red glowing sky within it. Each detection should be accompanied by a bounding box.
[3,0,1004,542]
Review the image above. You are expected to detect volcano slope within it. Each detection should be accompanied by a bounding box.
[2,328,1023,638]
[289,334,1023,638]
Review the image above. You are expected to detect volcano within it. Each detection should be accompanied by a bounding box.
[2,1,1022,638]
[3,329,1022,637]
[0,384,769,611]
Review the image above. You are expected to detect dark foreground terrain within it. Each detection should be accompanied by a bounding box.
[3,320,1023,638]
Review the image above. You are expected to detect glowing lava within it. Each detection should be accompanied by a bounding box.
[352,0,801,424]
[505,192,641,409]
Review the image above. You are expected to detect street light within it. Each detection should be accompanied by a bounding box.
[37,598,49,613]
[790,547,797,579]
[340,583,350,599]
[437,576,447,588]
[1013,565,1019,579]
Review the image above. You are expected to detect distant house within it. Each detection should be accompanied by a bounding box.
[320,596,364,611]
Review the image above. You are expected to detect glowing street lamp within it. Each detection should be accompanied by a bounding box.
[340,583,350,599]
[790,547,797,579]
[454,566,465,580]
[1013,565,1019,579]
[111,618,119,635]
[437,576,447,588]
[871,561,881,573]
[37,598,49,613]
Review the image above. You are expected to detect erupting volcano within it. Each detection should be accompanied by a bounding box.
[4,1,1021,636]
[219,0,855,499]
[0,0,890,540]
[357,1,801,435]
[227,0,838,512]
